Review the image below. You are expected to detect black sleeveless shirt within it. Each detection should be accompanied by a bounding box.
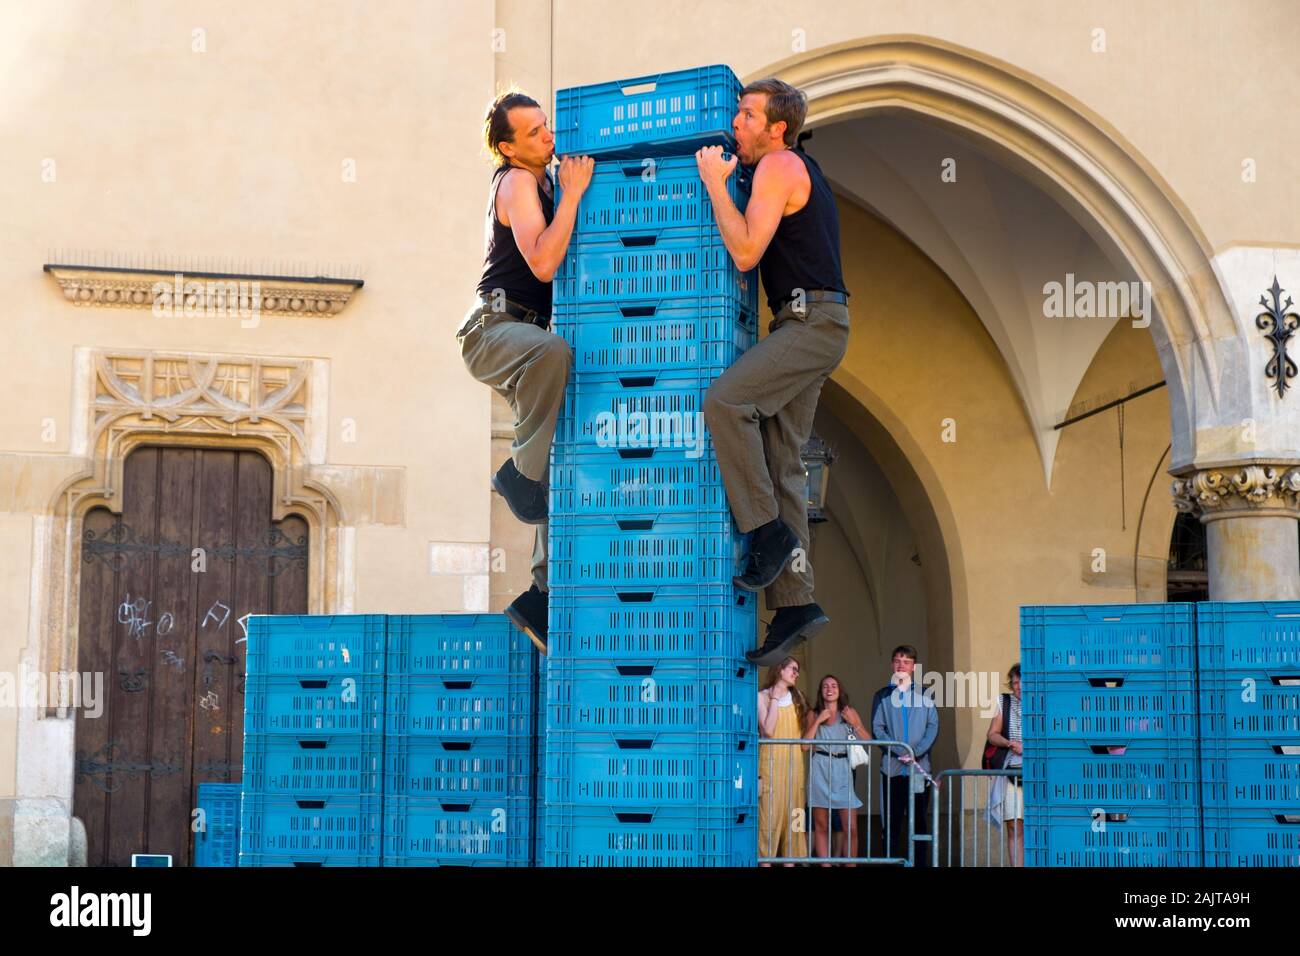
[476,164,555,315]
[758,147,848,316]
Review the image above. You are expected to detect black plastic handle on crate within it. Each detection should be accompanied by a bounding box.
[1100,812,1129,823]
[616,591,655,603]
[293,861,325,867]
[298,679,328,689]
[615,665,654,677]
[616,448,655,460]
[1272,743,1300,756]
[1088,744,1129,755]
[1272,675,1300,686]
[1274,813,1300,824]
[615,738,653,750]
[617,375,657,388]
[619,165,649,177]
[295,799,326,810]
[441,741,473,751]
[1086,677,1126,688]
[615,812,655,824]
[442,680,473,690]
[619,234,658,248]
[297,739,328,750]
[440,803,471,813]
[620,305,656,317]
[616,519,654,532]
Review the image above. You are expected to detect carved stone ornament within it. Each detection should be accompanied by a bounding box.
[44,264,362,317]
[1171,464,1300,519]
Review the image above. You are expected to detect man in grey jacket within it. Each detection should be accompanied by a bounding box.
[870,644,939,866]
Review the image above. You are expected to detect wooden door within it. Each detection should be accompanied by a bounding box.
[73,447,308,866]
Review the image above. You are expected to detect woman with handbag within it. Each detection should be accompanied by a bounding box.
[984,663,1024,866]
[804,674,871,866]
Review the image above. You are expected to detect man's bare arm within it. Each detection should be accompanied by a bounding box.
[696,146,800,272]
[499,158,593,283]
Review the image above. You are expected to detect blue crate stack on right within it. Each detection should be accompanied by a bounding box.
[1021,603,1202,867]
[1196,601,1300,867]
[544,64,762,866]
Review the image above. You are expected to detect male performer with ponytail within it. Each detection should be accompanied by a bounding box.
[697,78,851,666]
[456,89,593,652]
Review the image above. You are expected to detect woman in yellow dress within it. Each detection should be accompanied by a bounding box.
[757,656,810,865]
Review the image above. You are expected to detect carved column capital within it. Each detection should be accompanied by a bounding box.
[1171,464,1300,521]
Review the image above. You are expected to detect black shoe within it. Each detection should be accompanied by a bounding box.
[733,519,800,592]
[504,584,548,654]
[492,458,548,525]
[746,603,830,666]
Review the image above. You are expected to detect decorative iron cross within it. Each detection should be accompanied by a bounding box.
[1257,276,1299,398]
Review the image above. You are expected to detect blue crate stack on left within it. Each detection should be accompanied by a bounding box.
[543,64,763,866]
[239,613,538,866]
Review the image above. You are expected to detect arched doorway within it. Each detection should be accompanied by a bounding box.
[72,446,308,866]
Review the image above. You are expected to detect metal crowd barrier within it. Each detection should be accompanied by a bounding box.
[755,738,933,866]
[929,767,1024,868]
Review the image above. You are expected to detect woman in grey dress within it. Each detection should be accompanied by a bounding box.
[803,674,872,865]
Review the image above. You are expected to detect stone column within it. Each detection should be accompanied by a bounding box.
[1172,464,1300,601]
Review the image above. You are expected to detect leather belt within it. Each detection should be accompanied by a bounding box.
[815,749,849,759]
[473,296,551,330]
[776,289,847,314]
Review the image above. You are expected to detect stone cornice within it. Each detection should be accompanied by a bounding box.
[44,264,363,317]
[1172,464,1300,520]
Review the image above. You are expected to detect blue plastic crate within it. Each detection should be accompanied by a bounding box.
[1200,737,1300,809]
[1025,741,1200,808]
[1202,806,1300,867]
[239,793,383,861]
[553,367,724,454]
[1020,603,1197,677]
[385,673,534,738]
[194,782,241,867]
[554,64,740,159]
[237,853,372,867]
[545,804,756,867]
[245,614,386,678]
[1199,673,1300,738]
[545,730,756,807]
[1022,674,1198,743]
[553,296,756,378]
[547,584,757,662]
[1196,601,1300,671]
[243,674,385,736]
[386,613,533,677]
[547,659,756,734]
[241,734,383,797]
[384,734,533,799]
[565,153,751,236]
[1024,804,1201,867]
[548,512,745,590]
[382,796,531,865]
[555,230,754,315]
[548,447,733,519]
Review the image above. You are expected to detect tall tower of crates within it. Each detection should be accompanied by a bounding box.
[542,64,762,866]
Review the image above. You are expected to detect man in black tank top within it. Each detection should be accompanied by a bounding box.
[696,78,852,667]
[457,90,593,653]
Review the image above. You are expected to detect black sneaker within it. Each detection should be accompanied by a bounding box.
[505,584,548,654]
[492,458,548,525]
[746,603,830,666]
[733,519,800,592]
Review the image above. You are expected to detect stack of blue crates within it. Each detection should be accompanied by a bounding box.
[1022,603,1201,867]
[1197,601,1300,867]
[239,613,537,867]
[194,782,242,867]
[240,614,387,866]
[545,64,761,866]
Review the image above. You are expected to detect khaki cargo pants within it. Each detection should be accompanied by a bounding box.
[702,300,850,608]
[457,301,573,592]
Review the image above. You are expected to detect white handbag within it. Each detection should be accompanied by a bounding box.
[846,729,869,769]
